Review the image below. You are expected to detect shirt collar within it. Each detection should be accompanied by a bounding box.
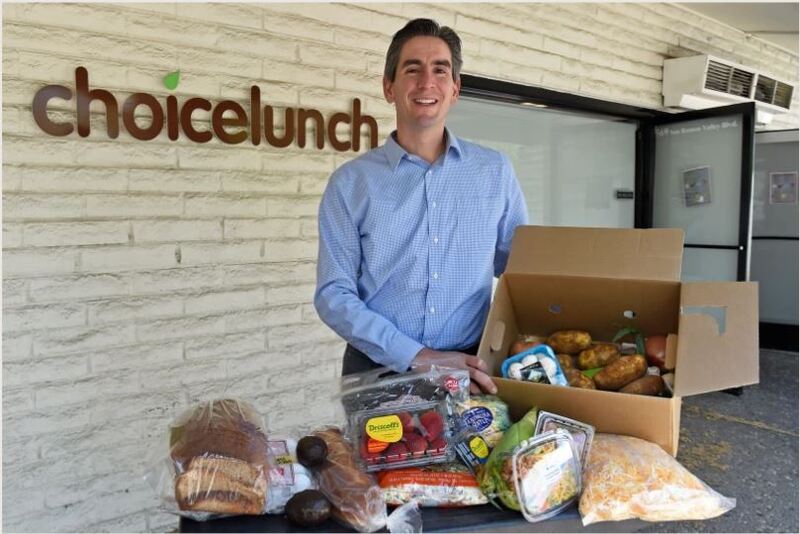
[384,127,463,170]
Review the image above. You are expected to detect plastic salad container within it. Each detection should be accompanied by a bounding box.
[511,429,582,523]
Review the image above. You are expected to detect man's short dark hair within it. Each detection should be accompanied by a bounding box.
[384,18,463,83]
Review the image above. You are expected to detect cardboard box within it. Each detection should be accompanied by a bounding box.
[477,226,759,456]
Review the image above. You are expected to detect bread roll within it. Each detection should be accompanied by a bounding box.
[314,428,386,532]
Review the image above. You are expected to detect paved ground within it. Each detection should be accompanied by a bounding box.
[641,349,798,533]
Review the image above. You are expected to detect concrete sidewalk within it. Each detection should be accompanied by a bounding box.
[641,349,799,533]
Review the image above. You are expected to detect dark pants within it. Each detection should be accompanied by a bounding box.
[342,342,481,376]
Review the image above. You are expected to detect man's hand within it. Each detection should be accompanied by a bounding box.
[412,348,497,395]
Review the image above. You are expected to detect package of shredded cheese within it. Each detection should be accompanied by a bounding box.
[579,434,736,525]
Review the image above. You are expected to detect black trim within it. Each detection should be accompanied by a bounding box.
[738,104,756,281]
[759,322,799,352]
[460,74,665,120]
[755,128,800,135]
[752,236,799,241]
[641,102,756,281]
[684,244,742,250]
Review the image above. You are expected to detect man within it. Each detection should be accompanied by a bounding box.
[314,18,528,394]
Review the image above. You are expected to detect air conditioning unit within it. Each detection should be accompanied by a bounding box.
[663,54,794,125]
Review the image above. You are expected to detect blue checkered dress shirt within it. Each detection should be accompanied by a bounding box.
[315,128,528,372]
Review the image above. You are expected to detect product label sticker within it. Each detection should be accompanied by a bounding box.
[462,407,494,432]
[266,440,295,486]
[469,436,490,459]
[444,376,460,393]
[365,415,403,443]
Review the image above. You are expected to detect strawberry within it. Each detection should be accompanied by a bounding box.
[419,410,444,441]
[384,442,409,463]
[406,434,428,457]
[427,436,447,456]
[396,411,415,432]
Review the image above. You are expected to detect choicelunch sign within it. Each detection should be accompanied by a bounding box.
[33,67,379,151]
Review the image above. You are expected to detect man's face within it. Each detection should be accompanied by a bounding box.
[383,36,461,132]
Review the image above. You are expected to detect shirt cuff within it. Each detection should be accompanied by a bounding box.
[385,336,425,373]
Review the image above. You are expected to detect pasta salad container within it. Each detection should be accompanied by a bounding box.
[534,411,595,469]
[511,429,582,523]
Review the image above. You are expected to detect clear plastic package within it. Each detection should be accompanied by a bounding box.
[264,437,316,514]
[339,365,470,415]
[501,345,568,386]
[314,427,387,532]
[350,400,455,472]
[511,429,582,523]
[378,461,488,507]
[534,411,595,469]
[145,398,270,521]
[580,434,736,525]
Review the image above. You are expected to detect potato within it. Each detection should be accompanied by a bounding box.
[619,375,665,396]
[577,343,620,370]
[557,354,575,370]
[547,330,592,355]
[594,355,647,391]
[565,368,596,389]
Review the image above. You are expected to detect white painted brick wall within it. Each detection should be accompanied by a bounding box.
[3,3,797,532]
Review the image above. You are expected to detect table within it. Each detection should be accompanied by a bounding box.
[179,503,646,533]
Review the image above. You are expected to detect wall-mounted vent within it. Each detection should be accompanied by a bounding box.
[704,60,754,98]
[663,54,794,124]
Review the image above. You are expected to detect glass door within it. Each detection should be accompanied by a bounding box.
[640,103,756,281]
[449,96,638,228]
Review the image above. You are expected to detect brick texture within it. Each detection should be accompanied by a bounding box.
[3,3,797,532]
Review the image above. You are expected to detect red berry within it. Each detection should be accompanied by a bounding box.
[419,411,444,441]
[397,411,414,432]
[427,436,447,456]
[406,434,427,457]
[384,442,409,463]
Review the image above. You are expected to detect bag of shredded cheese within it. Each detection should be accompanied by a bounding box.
[579,434,735,525]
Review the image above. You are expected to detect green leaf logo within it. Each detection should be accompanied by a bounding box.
[163,70,180,90]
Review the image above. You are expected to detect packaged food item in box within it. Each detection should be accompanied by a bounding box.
[145,398,270,521]
[454,395,512,472]
[314,428,387,532]
[378,461,488,507]
[350,400,455,472]
[477,406,539,510]
[339,365,470,415]
[534,411,595,469]
[580,434,736,525]
[501,345,568,386]
[511,429,582,523]
[264,438,316,514]
[460,395,511,449]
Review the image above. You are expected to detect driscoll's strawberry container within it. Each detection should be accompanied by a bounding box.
[349,400,456,472]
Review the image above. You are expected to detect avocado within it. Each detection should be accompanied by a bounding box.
[285,489,331,527]
[296,436,328,468]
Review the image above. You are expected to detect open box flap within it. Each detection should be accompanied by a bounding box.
[505,226,685,281]
[673,282,760,397]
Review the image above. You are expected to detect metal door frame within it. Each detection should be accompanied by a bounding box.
[638,102,756,281]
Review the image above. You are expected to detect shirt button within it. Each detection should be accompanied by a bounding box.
[433,237,439,244]
[432,201,437,208]
[430,307,436,314]
[433,272,439,279]
[426,170,432,177]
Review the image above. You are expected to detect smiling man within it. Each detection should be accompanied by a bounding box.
[314,18,528,394]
